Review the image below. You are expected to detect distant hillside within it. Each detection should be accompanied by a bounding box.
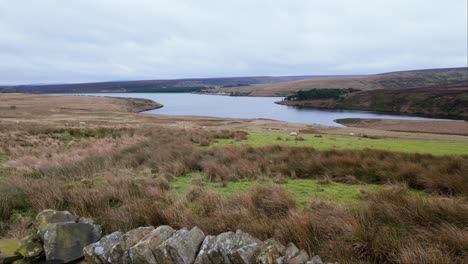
[202,67,468,96]
[277,83,468,119]
[0,75,322,94]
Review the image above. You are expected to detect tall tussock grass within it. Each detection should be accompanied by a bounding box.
[346,186,468,263]
[201,146,468,195]
[1,125,467,263]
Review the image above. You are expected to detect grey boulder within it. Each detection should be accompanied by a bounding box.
[154,227,205,264]
[108,226,154,264]
[35,209,79,229]
[38,222,102,263]
[229,242,263,264]
[194,229,262,264]
[256,239,285,264]
[193,235,216,264]
[83,231,124,263]
[283,242,309,264]
[128,225,176,264]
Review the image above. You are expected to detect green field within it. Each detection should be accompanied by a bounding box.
[172,173,385,207]
[212,131,468,156]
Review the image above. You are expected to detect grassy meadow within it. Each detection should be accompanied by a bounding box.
[213,131,468,156]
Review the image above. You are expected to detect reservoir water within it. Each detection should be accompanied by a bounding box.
[84,93,445,126]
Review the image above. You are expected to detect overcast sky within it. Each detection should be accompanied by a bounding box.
[0,0,467,84]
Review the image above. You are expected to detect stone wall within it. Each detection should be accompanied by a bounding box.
[4,209,333,264]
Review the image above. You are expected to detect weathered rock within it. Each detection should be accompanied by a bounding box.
[128,225,175,264]
[193,235,216,264]
[209,231,236,263]
[256,239,285,264]
[284,243,299,260]
[154,227,205,264]
[307,255,324,264]
[283,242,309,264]
[35,209,79,229]
[288,251,309,264]
[108,226,154,264]
[230,242,262,264]
[194,229,262,264]
[83,231,124,264]
[14,233,43,260]
[38,222,102,263]
[227,230,263,264]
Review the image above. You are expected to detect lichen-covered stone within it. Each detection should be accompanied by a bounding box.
[154,227,205,264]
[35,209,79,229]
[14,233,43,260]
[256,239,285,264]
[208,231,236,263]
[227,230,263,264]
[38,222,102,263]
[194,235,216,264]
[194,229,262,264]
[83,231,124,263]
[229,242,262,264]
[128,225,175,264]
[108,226,154,264]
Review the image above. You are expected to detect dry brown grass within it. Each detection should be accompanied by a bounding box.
[199,145,468,195]
[0,93,161,114]
[345,187,468,263]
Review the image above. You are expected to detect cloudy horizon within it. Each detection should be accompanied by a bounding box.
[0,0,467,85]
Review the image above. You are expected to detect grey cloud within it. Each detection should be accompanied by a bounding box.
[0,0,466,84]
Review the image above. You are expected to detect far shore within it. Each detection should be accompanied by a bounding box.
[1,93,467,142]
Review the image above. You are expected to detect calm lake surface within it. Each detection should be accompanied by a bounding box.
[84,93,444,126]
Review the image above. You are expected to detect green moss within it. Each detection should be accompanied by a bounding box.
[0,237,20,256]
[212,131,468,156]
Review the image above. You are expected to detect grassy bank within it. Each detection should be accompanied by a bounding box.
[212,131,468,156]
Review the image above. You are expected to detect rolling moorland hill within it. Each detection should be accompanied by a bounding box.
[0,75,328,94]
[277,83,468,119]
[202,67,468,96]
